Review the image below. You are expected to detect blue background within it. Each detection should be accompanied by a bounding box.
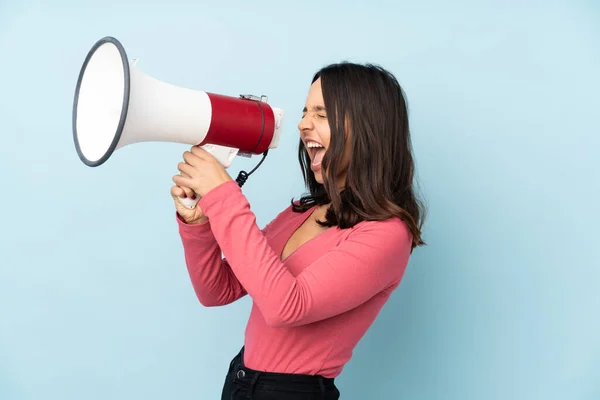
[1,0,599,399]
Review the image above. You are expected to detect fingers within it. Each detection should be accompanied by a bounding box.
[174,163,198,198]
[174,185,195,199]
[182,151,195,166]
[171,185,196,199]
[190,145,211,159]
[182,149,206,167]
[181,185,196,199]
[173,146,208,199]
[172,173,193,191]
[177,161,195,177]
[171,185,185,198]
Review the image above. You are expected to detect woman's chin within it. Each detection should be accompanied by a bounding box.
[313,170,323,184]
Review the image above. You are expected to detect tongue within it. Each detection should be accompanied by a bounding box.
[313,149,325,165]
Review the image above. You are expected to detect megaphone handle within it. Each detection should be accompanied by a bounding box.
[177,195,200,209]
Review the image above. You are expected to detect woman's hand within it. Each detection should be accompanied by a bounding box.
[171,167,207,224]
[171,145,234,223]
[171,180,207,224]
[173,145,233,197]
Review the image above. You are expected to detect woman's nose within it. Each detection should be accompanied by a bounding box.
[298,115,313,132]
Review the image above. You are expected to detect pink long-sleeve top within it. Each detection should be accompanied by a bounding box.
[177,180,412,378]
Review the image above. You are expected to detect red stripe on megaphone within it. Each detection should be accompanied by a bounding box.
[201,93,275,154]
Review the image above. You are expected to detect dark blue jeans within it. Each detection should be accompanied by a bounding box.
[221,347,341,400]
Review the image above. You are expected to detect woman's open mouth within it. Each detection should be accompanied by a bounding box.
[306,141,325,169]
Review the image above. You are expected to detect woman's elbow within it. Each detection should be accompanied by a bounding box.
[196,293,228,307]
[196,291,245,307]
[196,297,221,307]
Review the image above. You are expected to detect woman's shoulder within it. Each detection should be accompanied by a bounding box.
[348,217,412,247]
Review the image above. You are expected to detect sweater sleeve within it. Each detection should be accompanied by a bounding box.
[176,197,277,307]
[197,181,413,328]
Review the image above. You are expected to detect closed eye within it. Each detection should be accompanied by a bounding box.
[302,106,327,119]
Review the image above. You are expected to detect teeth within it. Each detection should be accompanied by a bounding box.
[307,142,324,148]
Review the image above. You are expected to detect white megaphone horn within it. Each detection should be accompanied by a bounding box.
[72,36,284,209]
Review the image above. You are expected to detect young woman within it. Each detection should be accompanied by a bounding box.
[171,62,426,400]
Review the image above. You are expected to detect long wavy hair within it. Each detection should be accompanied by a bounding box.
[292,62,426,249]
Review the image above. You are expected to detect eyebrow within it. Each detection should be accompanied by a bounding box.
[302,105,327,113]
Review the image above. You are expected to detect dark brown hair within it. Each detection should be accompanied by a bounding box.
[292,62,426,249]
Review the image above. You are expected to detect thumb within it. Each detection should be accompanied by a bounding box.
[171,187,194,211]
[173,194,200,210]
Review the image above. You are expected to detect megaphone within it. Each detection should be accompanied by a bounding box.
[72,36,284,209]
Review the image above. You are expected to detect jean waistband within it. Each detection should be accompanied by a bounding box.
[230,347,336,390]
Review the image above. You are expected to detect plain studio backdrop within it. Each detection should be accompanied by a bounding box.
[0,0,598,399]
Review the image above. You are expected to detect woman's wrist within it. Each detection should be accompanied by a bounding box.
[187,216,208,225]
